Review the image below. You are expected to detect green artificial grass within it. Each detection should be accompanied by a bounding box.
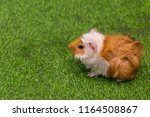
[0,0,150,99]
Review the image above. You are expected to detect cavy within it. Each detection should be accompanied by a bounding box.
[68,29,143,82]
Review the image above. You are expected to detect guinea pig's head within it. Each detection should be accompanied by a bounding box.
[68,36,97,60]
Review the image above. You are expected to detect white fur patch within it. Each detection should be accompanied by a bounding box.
[82,29,105,52]
[81,55,109,76]
[77,29,109,76]
[75,54,86,59]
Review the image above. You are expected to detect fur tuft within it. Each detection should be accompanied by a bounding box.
[101,35,143,80]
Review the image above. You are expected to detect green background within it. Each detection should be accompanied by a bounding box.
[0,0,149,99]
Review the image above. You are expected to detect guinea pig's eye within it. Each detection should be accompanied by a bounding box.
[78,45,84,49]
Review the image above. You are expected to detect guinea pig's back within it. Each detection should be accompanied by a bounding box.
[100,35,143,80]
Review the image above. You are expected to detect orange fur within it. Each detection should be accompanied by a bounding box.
[68,38,85,55]
[101,35,143,80]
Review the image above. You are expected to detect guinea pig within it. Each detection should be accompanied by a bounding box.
[68,29,143,82]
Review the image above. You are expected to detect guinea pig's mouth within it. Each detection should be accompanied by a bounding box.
[75,54,85,60]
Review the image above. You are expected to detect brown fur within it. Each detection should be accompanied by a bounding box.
[101,35,143,80]
[68,38,85,55]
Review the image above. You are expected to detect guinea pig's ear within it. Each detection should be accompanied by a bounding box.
[88,42,97,53]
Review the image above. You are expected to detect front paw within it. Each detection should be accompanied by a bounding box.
[87,72,98,77]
